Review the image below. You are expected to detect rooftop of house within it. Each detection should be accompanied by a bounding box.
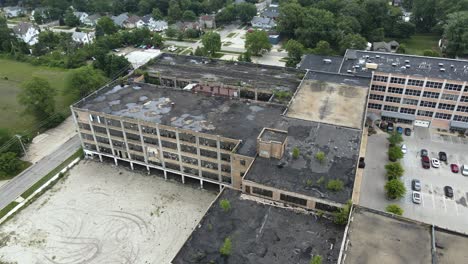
[13,22,38,35]
[344,207,432,263]
[244,118,361,204]
[111,13,129,27]
[74,83,286,156]
[261,6,280,18]
[172,189,344,264]
[126,15,141,24]
[143,53,304,92]
[341,50,468,81]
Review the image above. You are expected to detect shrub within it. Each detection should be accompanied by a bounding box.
[334,200,352,225]
[388,132,403,146]
[388,146,403,162]
[327,179,344,192]
[219,199,231,212]
[306,179,313,186]
[292,147,300,159]
[316,176,325,185]
[315,151,326,163]
[386,204,403,215]
[385,179,406,199]
[310,255,323,264]
[385,162,404,180]
[220,237,232,256]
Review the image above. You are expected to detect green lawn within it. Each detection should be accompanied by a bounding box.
[399,34,441,56]
[0,59,72,133]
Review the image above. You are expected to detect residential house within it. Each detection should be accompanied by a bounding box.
[372,41,400,53]
[124,15,141,29]
[111,13,129,27]
[261,6,279,20]
[255,0,271,11]
[13,22,40,45]
[151,20,168,32]
[251,16,276,29]
[175,21,201,31]
[3,6,26,18]
[72,31,95,44]
[73,11,89,24]
[199,14,216,29]
[137,15,168,32]
[83,14,101,27]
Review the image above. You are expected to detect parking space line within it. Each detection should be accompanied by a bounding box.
[430,184,435,208]
[443,197,447,212]
[454,201,459,216]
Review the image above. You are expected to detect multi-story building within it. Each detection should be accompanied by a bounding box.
[300,51,468,131]
[71,54,369,211]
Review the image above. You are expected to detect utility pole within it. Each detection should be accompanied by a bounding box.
[15,134,28,159]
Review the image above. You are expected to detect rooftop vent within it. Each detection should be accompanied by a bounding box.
[440,68,446,72]
[400,66,406,69]
[366,63,378,69]
[405,64,411,68]
[405,60,410,63]
[375,55,380,58]
[392,63,397,67]
[347,70,353,73]
[323,59,332,64]
[451,65,455,68]
[439,63,444,67]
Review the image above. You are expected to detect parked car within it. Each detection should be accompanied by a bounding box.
[401,144,407,154]
[431,158,440,168]
[412,191,422,204]
[444,186,454,198]
[412,179,421,191]
[420,149,428,157]
[450,164,459,173]
[421,156,430,169]
[438,152,447,162]
[358,157,365,168]
[462,165,468,176]
[387,122,394,132]
[404,128,411,136]
[396,126,403,134]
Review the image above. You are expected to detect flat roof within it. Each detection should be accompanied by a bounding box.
[74,83,285,156]
[435,228,468,263]
[172,189,344,264]
[286,77,369,129]
[144,53,305,92]
[344,207,432,264]
[245,118,361,204]
[299,54,343,73]
[306,71,371,87]
[341,50,468,81]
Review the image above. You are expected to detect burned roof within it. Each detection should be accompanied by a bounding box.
[245,118,361,204]
[73,83,285,156]
[143,53,305,92]
[172,189,344,264]
[341,50,468,81]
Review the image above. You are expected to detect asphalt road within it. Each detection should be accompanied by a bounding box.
[0,135,80,210]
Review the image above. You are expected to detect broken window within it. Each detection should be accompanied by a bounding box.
[252,187,273,198]
[280,194,307,206]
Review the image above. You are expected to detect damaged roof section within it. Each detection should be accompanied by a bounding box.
[143,53,305,92]
[172,189,344,264]
[245,118,361,204]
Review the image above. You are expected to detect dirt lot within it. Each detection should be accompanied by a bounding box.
[0,160,216,264]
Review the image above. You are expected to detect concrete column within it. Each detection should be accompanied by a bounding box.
[254,88,258,101]
[114,158,118,165]
[104,119,116,158]
[200,180,203,189]
[99,154,103,162]
[452,81,467,122]
[175,129,184,172]
[137,122,149,164]
[86,113,101,153]
[70,108,86,150]
[216,136,222,183]
[195,136,203,179]
[173,78,177,88]
[130,162,134,170]
[181,175,185,184]
[120,120,132,160]
[155,125,167,180]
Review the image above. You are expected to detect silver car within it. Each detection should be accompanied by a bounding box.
[412,191,422,204]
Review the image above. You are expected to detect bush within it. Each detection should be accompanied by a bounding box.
[388,132,403,146]
[385,179,406,199]
[327,179,344,192]
[292,147,300,159]
[334,200,352,225]
[388,146,404,161]
[219,199,231,212]
[220,237,232,256]
[385,162,404,180]
[315,151,326,163]
[310,255,323,264]
[386,204,403,215]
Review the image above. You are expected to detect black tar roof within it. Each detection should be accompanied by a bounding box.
[143,53,305,92]
[299,54,343,73]
[172,189,344,264]
[305,71,371,87]
[74,83,285,156]
[341,50,468,81]
[245,118,361,204]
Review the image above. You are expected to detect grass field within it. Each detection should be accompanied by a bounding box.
[0,59,72,133]
[399,34,441,56]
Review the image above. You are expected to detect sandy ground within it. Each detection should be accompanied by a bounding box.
[0,160,216,264]
[24,116,77,164]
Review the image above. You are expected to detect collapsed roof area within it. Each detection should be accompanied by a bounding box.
[172,189,344,264]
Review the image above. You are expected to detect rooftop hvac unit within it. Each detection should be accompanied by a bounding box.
[347,70,353,73]
[405,60,410,63]
[366,63,378,69]
[392,63,397,67]
[440,68,446,72]
[451,65,455,68]
[439,63,444,67]
[375,55,380,58]
[323,59,332,64]
[405,64,411,68]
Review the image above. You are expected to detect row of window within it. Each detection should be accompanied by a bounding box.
[454,115,468,122]
[373,76,464,91]
[369,104,468,121]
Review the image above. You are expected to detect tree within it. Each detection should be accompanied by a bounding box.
[216,4,237,25]
[65,66,108,100]
[295,8,336,48]
[165,27,179,38]
[327,179,344,192]
[390,21,416,39]
[285,39,304,67]
[219,199,231,212]
[96,16,119,36]
[388,132,403,146]
[194,46,207,56]
[312,40,333,55]
[277,2,304,37]
[310,255,323,264]
[0,152,22,179]
[386,204,403,215]
[18,77,56,119]
[411,0,437,32]
[367,27,385,42]
[385,162,404,180]
[64,8,80,27]
[388,146,404,162]
[168,0,182,22]
[334,200,352,225]
[152,8,163,20]
[397,44,407,54]
[184,28,200,38]
[339,33,367,54]
[202,31,221,56]
[423,49,440,57]
[443,11,468,56]
[245,30,272,56]
[220,237,232,256]
[34,11,44,24]
[236,3,257,23]
[93,54,131,78]
[385,179,406,199]
[182,10,197,21]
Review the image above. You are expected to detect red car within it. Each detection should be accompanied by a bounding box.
[451,164,459,173]
[421,156,430,169]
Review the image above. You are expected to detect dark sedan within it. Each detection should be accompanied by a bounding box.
[439,151,447,162]
[421,149,428,157]
[444,186,454,198]
[404,128,411,136]
[421,156,430,169]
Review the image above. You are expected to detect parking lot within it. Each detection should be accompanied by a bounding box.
[360,127,468,234]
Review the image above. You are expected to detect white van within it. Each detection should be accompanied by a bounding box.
[462,165,468,176]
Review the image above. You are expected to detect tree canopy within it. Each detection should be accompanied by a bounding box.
[18,77,56,119]
[245,30,272,56]
[201,31,221,56]
[65,66,108,100]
